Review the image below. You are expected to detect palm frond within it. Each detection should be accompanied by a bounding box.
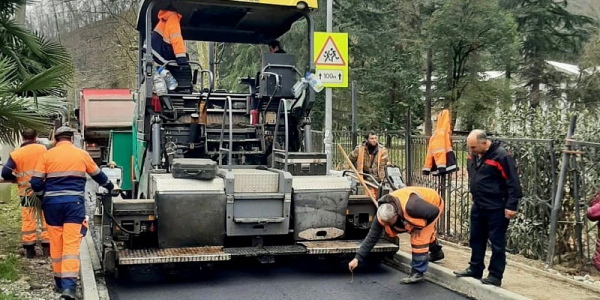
[0,16,43,58]
[15,65,72,95]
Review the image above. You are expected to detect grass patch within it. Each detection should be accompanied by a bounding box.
[0,184,21,255]
[0,255,20,281]
[0,293,22,300]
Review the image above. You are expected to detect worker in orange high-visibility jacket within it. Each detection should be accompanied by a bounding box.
[347,132,389,197]
[1,128,50,258]
[349,186,445,284]
[30,126,114,300]
[148,10,188,66]
[423,109,457,176]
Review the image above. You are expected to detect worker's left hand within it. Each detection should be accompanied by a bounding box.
[348,258,359,271]
[505,209,517,219]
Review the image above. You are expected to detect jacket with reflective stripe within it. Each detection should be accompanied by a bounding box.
[377,187,442,237]
[150,10,186,64]
[423,109,457,176]
[347,143,389,183]
[7,142,46,197]
[30,141,111,204]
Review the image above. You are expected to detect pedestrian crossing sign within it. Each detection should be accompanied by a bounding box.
[314,32,348,88]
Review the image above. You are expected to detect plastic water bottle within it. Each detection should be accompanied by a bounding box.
[158,67,178,91]
[153,69,167,95]
[305,72,324,92]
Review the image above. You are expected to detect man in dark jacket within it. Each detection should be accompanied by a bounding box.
[454,130,522,287]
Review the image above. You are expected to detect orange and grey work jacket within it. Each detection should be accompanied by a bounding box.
[376,187,442,237]
[30,141,113,204]
[1,141,46,197]
[423,109,457,176]
[347,143,389,183]
[149,10,187,65]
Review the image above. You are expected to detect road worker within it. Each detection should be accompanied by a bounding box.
[1,128,50,258]
[149,10,188,65]
[347,132,389,197]
[268,40,286,54]
[30,126,114,300]
[349,186,445,284]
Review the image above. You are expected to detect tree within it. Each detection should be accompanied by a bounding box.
[501,0,595,108]
[427,0,518,116]
[0,0,71,144]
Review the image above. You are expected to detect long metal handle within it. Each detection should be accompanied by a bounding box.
[337,144,377,205]
[272,99,289,171]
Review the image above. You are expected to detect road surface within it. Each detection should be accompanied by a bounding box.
[107,258,469,300]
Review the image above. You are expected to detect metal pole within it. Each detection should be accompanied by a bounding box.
[547,115,577,267]
[325,0,333,173]
[351,80,357,149]
[572,148,583,263]
[208,42,215,75]
[405,110,412,186]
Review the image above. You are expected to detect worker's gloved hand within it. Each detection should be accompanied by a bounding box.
[105,181,115,192]
[176,57,189,66]
[348,258,359,271]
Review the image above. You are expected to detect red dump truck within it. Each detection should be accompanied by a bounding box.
[76,89,135,165]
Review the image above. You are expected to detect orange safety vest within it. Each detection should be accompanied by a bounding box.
[154,10,186,60]
[10,143,47,197]
[357,145,383,181]
[377,187,442,237]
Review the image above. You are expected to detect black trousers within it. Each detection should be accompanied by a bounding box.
[468,204,509,279]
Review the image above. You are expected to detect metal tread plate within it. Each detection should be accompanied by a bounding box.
[224,245,307,257]
[119,247,231,265]
[232,169,279,193]
[292,176,351,191]
[299,240,398,255]
[151,173,225,192]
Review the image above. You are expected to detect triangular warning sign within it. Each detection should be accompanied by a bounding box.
[315,36,346,66]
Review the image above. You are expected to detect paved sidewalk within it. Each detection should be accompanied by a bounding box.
[398,236,599,300]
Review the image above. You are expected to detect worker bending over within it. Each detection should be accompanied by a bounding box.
[1,129,50,258]
[150,10,188,65]
[30,126,114,300]
[349,186,445,284]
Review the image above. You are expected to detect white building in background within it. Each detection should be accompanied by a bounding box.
[420,60,586,135]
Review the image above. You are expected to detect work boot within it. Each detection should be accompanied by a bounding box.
[428,249,445,262]
[481,275,502,287]
[42,243,51,258]
[453,268,482,279]
[400,271,424,284]
[24,245,36,259]
[60,289,77,300]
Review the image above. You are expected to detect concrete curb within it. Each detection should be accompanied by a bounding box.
[438,240,600,294]
[80,234,100,300]
[386,251,533,300]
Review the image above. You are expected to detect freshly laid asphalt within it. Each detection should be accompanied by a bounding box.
[107,257,470,300]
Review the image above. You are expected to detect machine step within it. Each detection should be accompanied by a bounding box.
[299,240,399,255]
[117,241,398,266]
[119,246,230,265]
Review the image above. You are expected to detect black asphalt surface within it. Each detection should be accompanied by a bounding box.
[107,258,470,300]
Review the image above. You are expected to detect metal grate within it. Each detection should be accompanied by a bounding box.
[119,246,231,265]
[299,240,398,255]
